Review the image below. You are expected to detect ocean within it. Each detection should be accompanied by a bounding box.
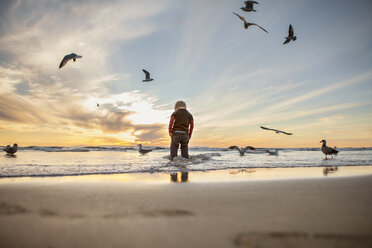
[1,146,372,177]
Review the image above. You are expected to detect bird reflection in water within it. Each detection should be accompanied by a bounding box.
[170,171,189,183]
[323,166,338,176]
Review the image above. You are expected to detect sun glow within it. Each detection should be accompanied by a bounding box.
[127,101,169,125]
[85,92,170,126]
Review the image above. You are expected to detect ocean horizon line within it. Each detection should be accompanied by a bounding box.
[2,145,371,152]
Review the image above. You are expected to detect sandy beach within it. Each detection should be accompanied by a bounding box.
[1,167,372,248]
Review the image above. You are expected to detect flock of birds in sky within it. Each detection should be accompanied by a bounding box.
[3,1,338,160]
[227,2,335,158]
[233,1,297,44]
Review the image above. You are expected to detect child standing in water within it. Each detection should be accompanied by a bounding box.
[168,101,194,160]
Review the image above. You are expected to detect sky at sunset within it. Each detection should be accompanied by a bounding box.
[0,0,371,148]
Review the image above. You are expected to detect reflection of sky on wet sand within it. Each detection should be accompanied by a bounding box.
[1,166,371,184]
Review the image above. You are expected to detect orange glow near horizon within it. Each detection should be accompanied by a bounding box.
[1,127,371,148]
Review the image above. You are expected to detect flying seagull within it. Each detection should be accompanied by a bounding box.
[241,1,259,12]
[4,143,18,155]
[229,146,256,156]
[233,12,268,33]
[138,144,153,155]
[283,24,297,45]
[260,126,293,135]
[142,69,154,82]
[59,53,82,69]
[320,140,339,159]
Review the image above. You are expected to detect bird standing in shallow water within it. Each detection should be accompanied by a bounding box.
[320,140,339,159]
[283,24,297,45]
[233,12,268,33]
[4,143,18,155]
[229,146,256,156]
[241,1,259,12]
[59,53,82,69]
[138,144,153,155]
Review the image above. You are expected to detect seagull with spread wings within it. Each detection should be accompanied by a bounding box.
[229,146,256,156]
[283,24,297,45]
[142,69,154,82]
[59,53,82,69]
[233,12,268,33]
[260,126,293,135]
[241,1,259,12]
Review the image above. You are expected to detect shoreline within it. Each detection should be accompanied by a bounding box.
[1,167,372,248]
[1,165,372,183]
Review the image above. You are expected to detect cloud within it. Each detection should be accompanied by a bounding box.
[190,64,309,127]
[0,1,174,145]
[0,62,170,144]
[98,111,133,133]
[0,0,167,92]
[133,124,167,143]
[318,115,346,125]
[265,71,372,112]
[0,94,46,123]
[194,71,372,131]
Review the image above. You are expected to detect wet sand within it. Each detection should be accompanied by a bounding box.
[0,167,372,248]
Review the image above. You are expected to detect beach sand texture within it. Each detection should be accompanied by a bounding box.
[0,172,372,248]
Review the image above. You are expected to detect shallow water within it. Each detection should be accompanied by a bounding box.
[0,146,371,177]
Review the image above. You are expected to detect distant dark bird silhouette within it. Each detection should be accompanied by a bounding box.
[4,143,18,155]
[283,24,297,45]
[138,144,153,155]
[96,103,99,107]
[142,69,154,82]
[320,140,339,159]
[241,1,259,12]
[229,146,256,156]
[260,126,293,135]
[59,53,82,69]
[233,12,268,33]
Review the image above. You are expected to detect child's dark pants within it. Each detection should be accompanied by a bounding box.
[170,131,189,160]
